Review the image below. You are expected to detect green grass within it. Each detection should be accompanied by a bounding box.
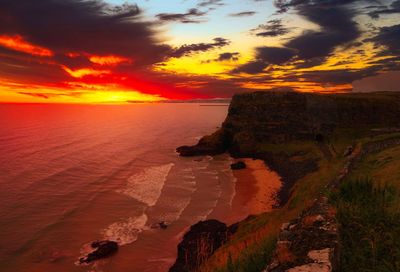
[215,236,276,272]
[331,178,400,272]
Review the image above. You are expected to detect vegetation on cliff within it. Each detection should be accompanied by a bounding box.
[174,91,400,272]
[331,141,400,272]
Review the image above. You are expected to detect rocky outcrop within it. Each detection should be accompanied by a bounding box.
[79,240,118,264]
[177,129,230,157]
[169,220,238,272]
[263,197,338,272]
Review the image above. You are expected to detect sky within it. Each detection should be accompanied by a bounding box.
[0,0,399,103]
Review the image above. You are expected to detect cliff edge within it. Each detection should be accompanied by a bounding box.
[178,91,400,157]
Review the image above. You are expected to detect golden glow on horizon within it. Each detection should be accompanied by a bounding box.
[89,55,131,65]
[78,90,164,103]
[0,82,165,104]
[0,35,53,57]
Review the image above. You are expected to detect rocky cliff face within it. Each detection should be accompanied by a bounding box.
[178,91,400,157]
[169,220,238,272]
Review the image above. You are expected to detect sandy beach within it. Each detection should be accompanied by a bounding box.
[232,158,282,216]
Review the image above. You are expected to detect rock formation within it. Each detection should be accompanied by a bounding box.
[79,240,118,264]
[169,220,238,272]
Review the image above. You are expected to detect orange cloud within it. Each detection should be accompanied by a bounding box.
[0,35,53,57]
[89,55,131,65]
[62,66,111,78]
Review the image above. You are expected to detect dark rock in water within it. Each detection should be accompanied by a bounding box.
[79,240,118,264]
[159,221,168,229]
[169,220,237,272]
[230,161,246,170]
[151,221,169,230]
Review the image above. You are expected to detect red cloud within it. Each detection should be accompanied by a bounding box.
[0,35,53,57]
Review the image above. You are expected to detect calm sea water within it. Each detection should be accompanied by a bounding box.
[0,103,246,272]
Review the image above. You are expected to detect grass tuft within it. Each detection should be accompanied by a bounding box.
[331,178,400,272]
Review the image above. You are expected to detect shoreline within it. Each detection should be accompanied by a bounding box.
[231,158,282,216]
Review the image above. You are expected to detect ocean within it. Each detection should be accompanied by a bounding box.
[0,103,249,272]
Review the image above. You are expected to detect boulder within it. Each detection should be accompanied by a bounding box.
[151,221,169,230]
[79,240,118,264]
[230,161,246,170]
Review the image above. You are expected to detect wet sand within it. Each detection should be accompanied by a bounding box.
[232,158,282,216]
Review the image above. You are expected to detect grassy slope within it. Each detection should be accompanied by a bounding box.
[199,131,400,272]
[333,139,400,272]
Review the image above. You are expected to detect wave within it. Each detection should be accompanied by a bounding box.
[117,163,174,207]
[102,214,148,245]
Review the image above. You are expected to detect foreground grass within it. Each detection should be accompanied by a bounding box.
[215,236,276,272]
[331,178,400,272]
[332,142,400,272]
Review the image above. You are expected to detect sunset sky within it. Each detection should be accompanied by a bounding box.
[0,0,399,103]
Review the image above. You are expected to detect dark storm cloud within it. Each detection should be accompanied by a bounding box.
[156,8,207,23]
[232,61,267,74]
[233,47,296,74]
[229,11,257,17]
[257,47,297,64]
[370,24,400,54]
[0,0,171,66]
[169,38,230,58]
[368,0,400,18]
[236,0,367,74]
[285,5,360,60]
[299,68,379,84]
[251,19,290,37]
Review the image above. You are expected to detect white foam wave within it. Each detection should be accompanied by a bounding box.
[157,197,192,223]
[118,163,174,206]
[183,175,195,179]
[102,214,148,245]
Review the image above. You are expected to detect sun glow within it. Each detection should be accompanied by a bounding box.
[0,81,166,104]
[0,35,53,57]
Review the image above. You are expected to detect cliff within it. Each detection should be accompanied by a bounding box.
[178,91,400,157]
[172,91,400,272]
